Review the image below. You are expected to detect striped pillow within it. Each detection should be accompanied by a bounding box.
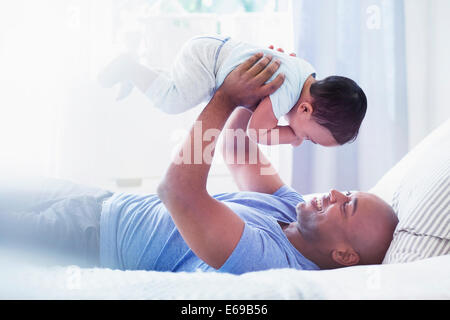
[382,122,450,264]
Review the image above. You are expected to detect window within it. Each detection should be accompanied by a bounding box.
[0,0,294,194]
[111,0,294,70]
[96,0,295,194]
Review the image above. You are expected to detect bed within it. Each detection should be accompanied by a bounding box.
[1,119,449,300]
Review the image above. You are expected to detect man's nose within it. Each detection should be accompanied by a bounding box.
[329,189,350,203]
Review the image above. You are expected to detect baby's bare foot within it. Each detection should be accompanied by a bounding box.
[116,80,134,101]
[97,53,136,88]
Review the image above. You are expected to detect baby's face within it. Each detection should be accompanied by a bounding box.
[289,116,338,147]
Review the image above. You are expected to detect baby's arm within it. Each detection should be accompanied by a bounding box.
[247,97,298,145]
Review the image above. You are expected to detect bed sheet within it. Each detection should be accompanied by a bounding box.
[1,248,448,299]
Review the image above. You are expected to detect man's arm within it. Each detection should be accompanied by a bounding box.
[222,107,285,194]
[157,53,284,269]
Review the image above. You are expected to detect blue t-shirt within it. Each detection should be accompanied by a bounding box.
[99,185,319,274]
[216,42,316,120]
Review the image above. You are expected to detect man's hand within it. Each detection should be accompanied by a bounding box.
[217,52,285,110]
[268,45,297,57]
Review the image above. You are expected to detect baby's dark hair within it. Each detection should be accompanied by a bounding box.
[310,76,367,145]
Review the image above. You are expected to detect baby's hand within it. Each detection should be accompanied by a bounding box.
[290,136,303,147]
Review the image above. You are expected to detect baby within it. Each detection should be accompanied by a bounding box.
[98,35,367,147]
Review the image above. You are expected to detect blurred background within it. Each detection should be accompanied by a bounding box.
[0,0,449,195]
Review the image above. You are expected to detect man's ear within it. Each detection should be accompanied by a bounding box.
[331,247,360,266]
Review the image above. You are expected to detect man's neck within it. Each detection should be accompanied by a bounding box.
[282,221,333,269]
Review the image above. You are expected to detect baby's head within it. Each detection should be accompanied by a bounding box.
[287,76,367,147]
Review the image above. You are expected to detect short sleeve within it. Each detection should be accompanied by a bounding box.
[272,185,304,208]
[269,84,295,120]
[269,57,316,120]
[218,222,289,274]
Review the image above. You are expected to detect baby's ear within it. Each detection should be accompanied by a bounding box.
[298,102,314,118]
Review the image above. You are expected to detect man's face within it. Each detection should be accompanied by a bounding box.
[296,190,398,266]
[296,190,381,246]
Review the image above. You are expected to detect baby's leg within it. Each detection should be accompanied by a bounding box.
[97,51,202,110]
[98,53,160,95]
[99,36,228,114]
[146,36,229,114]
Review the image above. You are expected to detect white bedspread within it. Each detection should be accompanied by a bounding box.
[1,250,448,299]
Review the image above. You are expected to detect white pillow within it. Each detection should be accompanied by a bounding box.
[370,119,450,264]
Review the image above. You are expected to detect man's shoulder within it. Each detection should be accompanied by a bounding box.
[273,184,303,198]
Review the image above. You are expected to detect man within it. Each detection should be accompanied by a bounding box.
[0,53,398,272]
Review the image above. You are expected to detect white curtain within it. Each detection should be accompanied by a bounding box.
[291,0,409,193]
[404,0,450,149]
[0,0,69,177]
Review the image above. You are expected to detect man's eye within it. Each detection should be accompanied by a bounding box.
[345,191,351,196]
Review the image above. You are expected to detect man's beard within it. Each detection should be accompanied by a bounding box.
[297,206,321,242]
